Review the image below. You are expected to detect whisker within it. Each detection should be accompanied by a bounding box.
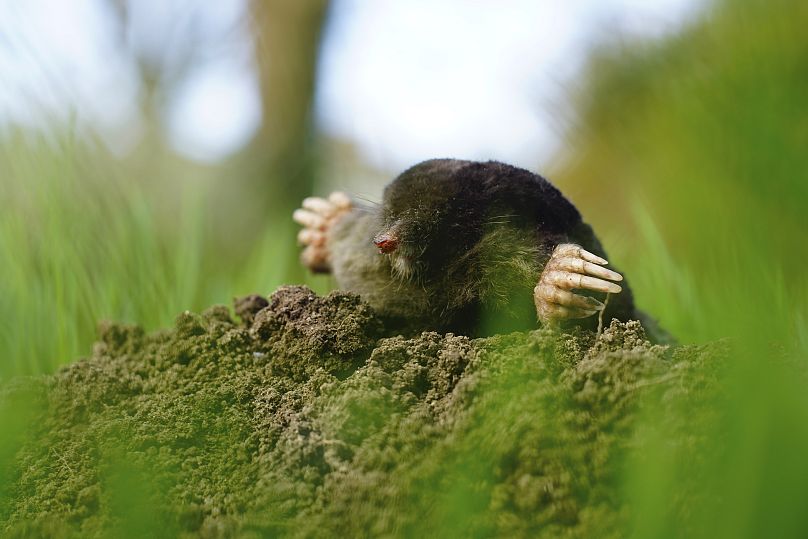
[352,205,380,216]
[352,193,381,206]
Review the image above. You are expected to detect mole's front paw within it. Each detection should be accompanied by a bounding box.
[293,192,353,273]
[534,243,623,326]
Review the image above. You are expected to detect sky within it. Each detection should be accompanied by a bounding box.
[0,0,702,170]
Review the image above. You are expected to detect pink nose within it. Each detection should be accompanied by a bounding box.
[373,233,399,254]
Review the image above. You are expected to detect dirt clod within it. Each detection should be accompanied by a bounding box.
[234,294,269,326]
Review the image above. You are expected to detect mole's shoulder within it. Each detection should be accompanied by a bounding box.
[467,160,584,234]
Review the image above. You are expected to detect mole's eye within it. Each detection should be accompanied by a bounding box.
[373,232,399,254]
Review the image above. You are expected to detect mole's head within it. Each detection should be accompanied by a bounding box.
[373,159,477,280]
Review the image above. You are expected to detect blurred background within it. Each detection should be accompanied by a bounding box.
[1,0,808,536]
[1,0,718,376]
[2,0,806,370]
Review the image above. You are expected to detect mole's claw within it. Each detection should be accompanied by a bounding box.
[328,191,353,209]
[297,229,325,247]
[545,270,622,294]
[553,257,623,282]
[553,244,608,265]
[302,197,335,216]
[293,209,326,230]
[536,303,598,324]
[300,245,330,273]
[293,192,355,274]
[535,242,622,325]
[534,283,605,311]
[579,248,608,266]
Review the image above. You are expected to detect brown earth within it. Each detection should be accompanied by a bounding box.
[0,285,724,538]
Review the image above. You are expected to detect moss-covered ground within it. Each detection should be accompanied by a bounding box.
[0,286,726,538]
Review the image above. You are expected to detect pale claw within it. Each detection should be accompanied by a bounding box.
[293,191,354,273]
[302,197,336,216]
[293,209,326,230]
[328,191,353,209]
[552,244,608,265]
[534,243,623,325]
[297,229,326,247]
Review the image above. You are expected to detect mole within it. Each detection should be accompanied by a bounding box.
[293,159,643,337]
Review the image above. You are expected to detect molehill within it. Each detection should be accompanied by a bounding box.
[0,286,724,538]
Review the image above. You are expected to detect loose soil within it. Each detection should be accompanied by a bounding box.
[0,286,724,538]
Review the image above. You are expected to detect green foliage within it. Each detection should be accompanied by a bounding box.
[552,0,808,537]
[0,135,328,378]
[558,0,808,345]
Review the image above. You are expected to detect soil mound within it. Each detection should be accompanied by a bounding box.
[0,286,724,538]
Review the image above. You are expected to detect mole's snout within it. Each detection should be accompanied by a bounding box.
[373,232,399,254]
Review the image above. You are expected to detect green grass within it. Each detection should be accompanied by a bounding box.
[0,135,328,378]
[549,0,808,536]
[554,0,808,351]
